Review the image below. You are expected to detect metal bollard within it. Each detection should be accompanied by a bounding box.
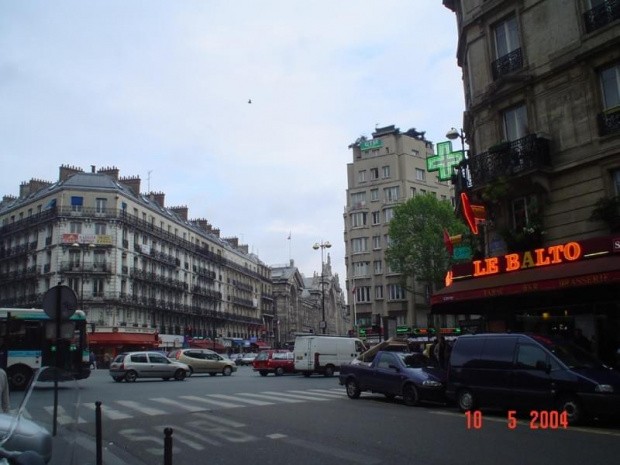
[163,427,174,465]
[95,401,103,465]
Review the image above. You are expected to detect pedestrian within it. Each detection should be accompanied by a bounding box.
[0,367,9,413]
[103,352,111,369]
[434,336,447,369]
[89,351,97,370]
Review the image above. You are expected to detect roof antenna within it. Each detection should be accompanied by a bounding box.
[147,170,153,192]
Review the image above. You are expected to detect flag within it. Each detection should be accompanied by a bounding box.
[443,228,454,255]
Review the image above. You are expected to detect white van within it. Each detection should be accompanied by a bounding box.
[293,336,366,377]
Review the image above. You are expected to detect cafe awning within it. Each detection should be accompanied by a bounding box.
[251,341,271,349]
[88,332,159,347]
[431,255,620,311]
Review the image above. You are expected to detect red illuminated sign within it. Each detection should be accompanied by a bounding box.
[473,242,582,277]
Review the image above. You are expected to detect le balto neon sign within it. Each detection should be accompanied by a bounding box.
[473,242,582,277]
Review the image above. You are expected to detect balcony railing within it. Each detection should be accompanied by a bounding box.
[463,134,551,189]
[584,0,620,33]
[598,107,620,136]
[492,48,523,80]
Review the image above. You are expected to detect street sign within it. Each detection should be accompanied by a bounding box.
[42,285,78,321]
[453,246,472,260]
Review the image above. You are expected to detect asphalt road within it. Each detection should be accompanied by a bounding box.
[11,366,620,465]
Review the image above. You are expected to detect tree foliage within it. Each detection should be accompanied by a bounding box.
[386,195,468,291]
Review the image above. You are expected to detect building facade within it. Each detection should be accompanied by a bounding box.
[436,0,620,364]
[0,165,274,359]
[344,125,456,339]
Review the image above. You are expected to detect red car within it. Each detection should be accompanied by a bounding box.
[253,350,296,376]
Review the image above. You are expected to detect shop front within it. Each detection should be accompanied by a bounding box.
[88,329,160,367]
[431,235,620,367]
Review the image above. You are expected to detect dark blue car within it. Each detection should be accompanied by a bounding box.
[339,351,447,406]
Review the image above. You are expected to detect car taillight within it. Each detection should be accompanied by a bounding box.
[120,363,124,371]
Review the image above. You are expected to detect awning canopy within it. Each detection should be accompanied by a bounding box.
[88,332,159,347]
[431,255,620,313]
[251,341,271,349]
[189,339,227,352]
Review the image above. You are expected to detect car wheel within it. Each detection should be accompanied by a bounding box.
[558,394,584,425]
[402,384,420,407]
[188,367,194,377]
[124,370,138,383]
[8,366,32,391]
[113,376,124,383]
[174,369,186,381]
[223,366,233,376]
[324,365,335,377]
[457,389,476,412]
[259,371,268,377]
[346,378,361,399]
[275,367,284,377]
[303,372,311,378]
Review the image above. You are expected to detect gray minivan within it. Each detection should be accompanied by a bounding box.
[446,333,620,424]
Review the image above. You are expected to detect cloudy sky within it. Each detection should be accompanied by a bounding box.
[0,1,464,298]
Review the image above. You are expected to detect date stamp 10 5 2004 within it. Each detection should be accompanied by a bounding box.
[465,410,569,430]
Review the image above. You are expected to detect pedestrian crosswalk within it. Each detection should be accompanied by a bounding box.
[27,388,347,425]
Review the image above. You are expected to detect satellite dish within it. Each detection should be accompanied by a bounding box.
[42,285,78,321]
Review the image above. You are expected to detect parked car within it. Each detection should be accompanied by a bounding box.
[294,335,366,377]
[236,353,258,366]
[253,350,295,376]
[109,351,190,382]
[339,350,446,405]
[167,348,237,376]
[447,333,620,425]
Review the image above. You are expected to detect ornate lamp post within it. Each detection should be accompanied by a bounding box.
[312,240,331,334]
[72,242,95,311]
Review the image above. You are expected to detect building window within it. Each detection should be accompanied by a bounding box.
[351,212,367,228]
[95,223,107,235]
[584,0,620,33]
[412,149,419,157]
[599,63,620,135]
[614,169,620,194]
[70,222,82,234]
[375,285,384,299]
[372,235,381,249]
[410,187,417,198]
[441,195,447,201]
[370,168,379,180]
[351,192,367,208]
[512,195,539,230]
[96,198,107,213]
[384,186,399,202]
[416,168,425,181]
[371,211,381,225]
[503,103,528,141]
[373,260,382,274]
[387,284,405,300]
[358,170,367,183]
[351,237,368,253]
[353,262,370,277]
[421,189,426,195]
[71,196,83,212]
[384,208,394,223]
[354,287,371,303]
[93,279,105,297]
[492,15,522,79]
[371,189,379,201]
[382,166,391,178]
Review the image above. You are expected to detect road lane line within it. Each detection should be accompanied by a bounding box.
[295,390,345,398]
[164,425,221,446]
[43,406,87,424]
[262,391,331,401]
[309,389,347,395]
[151,397,209,412]
[180,395,242,409]
[191,413,247,428]
[237,393,304,403]
[207,394,274,406]
[281,437,381,464]
[115,400,167,416]
[83,402,133,420]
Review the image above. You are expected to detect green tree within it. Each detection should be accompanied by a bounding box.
[386,195,468,292]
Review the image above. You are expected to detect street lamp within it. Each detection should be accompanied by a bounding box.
[72,242,95,311]
[312,240,331,334]
[446,127,465,153]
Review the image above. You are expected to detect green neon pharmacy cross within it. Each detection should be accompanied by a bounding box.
[427,141,464,181]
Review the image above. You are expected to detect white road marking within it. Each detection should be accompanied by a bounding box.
[191,412,247,428]
[115,400,167,416]
[292,390,344,398]
[267,433,287,439]
[180,395,242,409]
[43,405,87,424]
[151,397,208,412]
[207,394,275,406]
[263,391,331,401]
[236,393,304,403]
[83,402,132,420]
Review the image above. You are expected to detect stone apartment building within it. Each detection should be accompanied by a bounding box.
[0,165,275,357]
[344,125,456,338]
[435,0,620,363]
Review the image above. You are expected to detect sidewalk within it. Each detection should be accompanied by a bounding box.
[50,432,146,465]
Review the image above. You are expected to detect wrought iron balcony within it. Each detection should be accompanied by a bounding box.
[598,107,620,136]
[492,48,523,80]
[462,134,551,189]
[584,0,620,33]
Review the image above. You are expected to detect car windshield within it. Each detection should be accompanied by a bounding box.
[396,352,428,368]
[533,336,606,369]
[255,352,268,361]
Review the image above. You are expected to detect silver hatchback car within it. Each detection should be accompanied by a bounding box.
[109,351,190,382]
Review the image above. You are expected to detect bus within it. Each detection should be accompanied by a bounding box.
[0,308,91,390]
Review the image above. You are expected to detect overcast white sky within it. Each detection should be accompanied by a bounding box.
[0,1,464,299]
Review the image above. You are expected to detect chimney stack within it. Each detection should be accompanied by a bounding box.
[119,176,141,196]
[170,205,188,221]
[98,166,120,180]
[149,191,165,208]
[59,164,83,181]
